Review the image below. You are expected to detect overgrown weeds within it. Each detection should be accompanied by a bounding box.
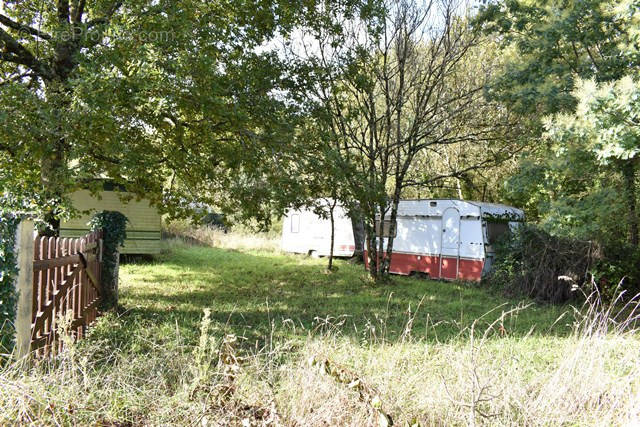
[163,220,281,253]
[485,225,593,303]
[1,244,638,425]
[486,224,640,303]
[1,288,638,426]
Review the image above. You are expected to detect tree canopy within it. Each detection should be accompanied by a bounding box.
[476,0,640,250]
[0,0,327,227]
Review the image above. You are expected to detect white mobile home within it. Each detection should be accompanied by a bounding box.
[365,199,523,281]
[281,202,362,257]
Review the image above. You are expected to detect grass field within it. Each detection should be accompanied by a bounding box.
[2,236,639,426]
[117,241,569,346]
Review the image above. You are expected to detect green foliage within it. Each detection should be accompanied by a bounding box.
[487,223,640,302]
[89,210,128,308]
[89,211,128,254]
[0,0,335,227]
[485,225,593,303]
[0,213,20,354]
[545,77,640,165]
[199,213,228,231]
[590,243,640,300]
[478,0,640,269]
[475,0,633,115]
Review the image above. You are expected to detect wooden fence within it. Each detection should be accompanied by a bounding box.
[30,230,104,356]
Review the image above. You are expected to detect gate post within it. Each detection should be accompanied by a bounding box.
[14,220,35,361]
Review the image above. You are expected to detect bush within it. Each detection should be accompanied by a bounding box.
[199,212,229,232]
[590,242,640,300]
[486,224,640,303]
[0,213,20,354]
[89,211,128,309]
[485,225,594,303]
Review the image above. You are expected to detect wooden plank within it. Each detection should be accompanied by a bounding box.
[36,236,45,345]
[76,238,83,338]
[33,254,82,269]
[79,251,101,294]
[46,236,55,354]
[13,220,35,362]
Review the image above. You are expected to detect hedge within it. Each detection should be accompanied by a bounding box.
[0,214,20,354]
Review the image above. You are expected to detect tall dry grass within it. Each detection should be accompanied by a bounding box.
[280,292,640,426]
[163,220,282,253]
[1,292,639,426]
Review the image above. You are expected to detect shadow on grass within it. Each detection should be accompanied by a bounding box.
[93,245,574,353]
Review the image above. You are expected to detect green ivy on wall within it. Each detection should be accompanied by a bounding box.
[0,213,20,354]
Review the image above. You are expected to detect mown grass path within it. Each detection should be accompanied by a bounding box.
[115,244,570,349]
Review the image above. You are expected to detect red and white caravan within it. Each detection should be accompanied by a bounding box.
[365,199,524,281]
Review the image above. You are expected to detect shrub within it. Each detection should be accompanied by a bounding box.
[485,224,594,303]
[199,212,229,232]
[0,213,20,354]
[590,242,640,300]
[89,211,128,309]
[486,224,640,303]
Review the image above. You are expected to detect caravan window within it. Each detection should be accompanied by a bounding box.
[291,214,300,233]
[486,222,509,244]
[375,220,397,238]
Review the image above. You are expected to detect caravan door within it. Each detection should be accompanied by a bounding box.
[439,207,460,279]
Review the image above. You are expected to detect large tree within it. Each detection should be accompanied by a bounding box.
[476,0,640,246]
[287,0,518,279]
[0,0,315,230]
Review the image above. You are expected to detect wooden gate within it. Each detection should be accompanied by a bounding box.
[31,230,103,356]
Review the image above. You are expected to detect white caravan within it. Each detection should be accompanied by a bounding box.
[365,199,524,281]
[281,202,362,257]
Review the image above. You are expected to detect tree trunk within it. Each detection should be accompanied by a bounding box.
[382,190,402,275]
[365,216,378,280]
[327,199,337,271]
[40,79,73,235]
[621,159,639,246]
[101,249,120,310]
[456,178,464,200]
[377,202,387,278]
[40,144,65,235]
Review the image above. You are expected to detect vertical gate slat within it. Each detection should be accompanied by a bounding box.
[56,238,63,354]
[53,237,60,353]
[62,237,70,354]
[31,237,40,357]
[76,238,83,339]
[47,236,56,356]
[68,238,75,345]
[40,236,48,357]
[86,233,92,327]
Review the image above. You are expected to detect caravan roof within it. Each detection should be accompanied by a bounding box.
[391,199,524,220]
[473,201,524,220]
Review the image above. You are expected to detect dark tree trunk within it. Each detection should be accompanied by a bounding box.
[101,249,120,310]
[327,199,337,270]
[382,161,409,276]
[351,214,365,259]
[382,190,402,275]
[621,159,639,246]
[376,202,387,278]
[365,215,378,279]
[40,137,66,235]
[41,53,77,234]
